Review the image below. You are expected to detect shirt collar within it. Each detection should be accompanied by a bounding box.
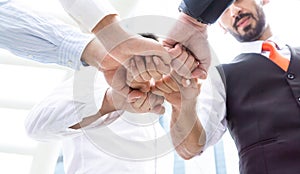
[239,35,287,54]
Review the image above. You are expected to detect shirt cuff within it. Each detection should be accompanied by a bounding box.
[58,31,94,70]
[59,0,118,32]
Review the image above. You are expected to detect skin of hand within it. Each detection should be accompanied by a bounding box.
[151,72,200,107]
[125,55,171,93]
[101,54,152,97]
[105,87,165,115]
[163,12,211,79]
[152,72,205,159]
[127,43,198,91]
[166,43,203,86]
[70,86,165,129]
[90,14,172,76]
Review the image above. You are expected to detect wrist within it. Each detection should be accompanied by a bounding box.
[81,38,108,70]
[93,17,133,64]
[179,12,207,29]
[92,14,120,33]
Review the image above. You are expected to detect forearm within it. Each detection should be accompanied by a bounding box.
[170,98,206,159]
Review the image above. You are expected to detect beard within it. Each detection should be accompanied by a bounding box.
[228,6,266,42]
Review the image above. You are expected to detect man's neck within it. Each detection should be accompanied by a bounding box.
[257,25,273,41]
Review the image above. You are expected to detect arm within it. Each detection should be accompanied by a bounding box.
[25,68,111,141]
[153,59,229,159]
[171,93,205,160]
[59,0,171,74]
[0,1,93,70]
[25,67,165,141]
[163,13,211,79]
[151,46,205,159]
[153,73,206,159]
[164,0,234,78]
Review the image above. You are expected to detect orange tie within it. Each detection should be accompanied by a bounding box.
[262,41,290,71]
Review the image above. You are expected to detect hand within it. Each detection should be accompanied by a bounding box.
[126,55,170,81]
[167,43,202,82]
[103,62,165,115]
[152,71,200,108]
[124,54,171,93]
[106,88,165,115]
[92,15,172,76]
[164,12,211,79]
[102,59,131,96]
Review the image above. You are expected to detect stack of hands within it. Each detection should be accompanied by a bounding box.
[104,43,202,115]
[83,13,211,115]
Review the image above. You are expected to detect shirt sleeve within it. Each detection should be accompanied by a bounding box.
[59,0,118,32]
[197,66,228,150]
[179,0,233,24]
[24,67,118,141]
[0,1,94,70]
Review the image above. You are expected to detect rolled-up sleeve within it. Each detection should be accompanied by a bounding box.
[0,1,94,69]
[59,0,118,32]
[25,68,115,141]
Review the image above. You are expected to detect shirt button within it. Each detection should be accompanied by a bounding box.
[298,97,300,102]
[287,73,295,80]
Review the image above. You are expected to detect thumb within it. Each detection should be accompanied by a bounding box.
[127,90,145,102]
[162,38,177,48]
[167,43,183,58]
[191,66,207,79]
[135,37,172,65]
[151,105,165,115]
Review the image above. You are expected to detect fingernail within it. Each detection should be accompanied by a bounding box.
[201,70,207,79]
[185,79,191,86]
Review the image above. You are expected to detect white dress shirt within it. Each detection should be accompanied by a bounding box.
[25,67,174,174]
[198,36,291,149]
[59,0,118,32]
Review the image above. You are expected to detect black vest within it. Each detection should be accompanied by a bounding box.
[217,46,300,174]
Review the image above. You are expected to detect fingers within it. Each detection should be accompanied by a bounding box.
[171,49,189,73]
[131,92,148,109]
[126,55,170,83]
[191,64,207,79]
[169,44,199,79]
[129,91,165,114]
[151,56,171,78]
[137,37,172,65]
[103,66,131,96]
[162,38,177,49]
[134,56,152,81]
[167,43,183,58]
[151,74,180,101]
[117,36,172,66]
[148,93,165,114]
[127,90,145,103]
[133,82,151,93]
[145,56,163,81]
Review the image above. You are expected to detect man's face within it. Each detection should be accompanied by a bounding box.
[219,0,267,42]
